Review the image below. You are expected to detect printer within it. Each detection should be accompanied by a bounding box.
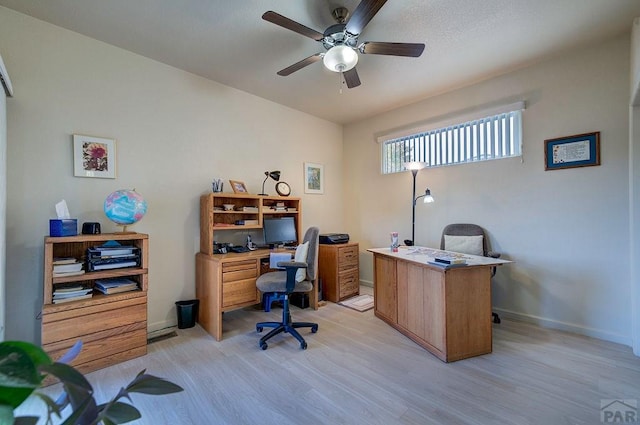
[319,233,350,244]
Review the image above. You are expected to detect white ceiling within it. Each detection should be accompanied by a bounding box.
[2,0,640,124]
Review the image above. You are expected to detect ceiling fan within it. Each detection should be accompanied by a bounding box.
[262,0,425,89]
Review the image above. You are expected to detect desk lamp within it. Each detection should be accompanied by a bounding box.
[403,162,434,246]
[259,171,281,196]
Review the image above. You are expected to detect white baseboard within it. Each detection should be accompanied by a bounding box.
[360,279,373,288]
[493,307,633,348]
[147,321,177,337]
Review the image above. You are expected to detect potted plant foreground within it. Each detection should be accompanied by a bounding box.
[0,340,183,425]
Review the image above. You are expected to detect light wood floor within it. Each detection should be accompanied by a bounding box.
[18,287,640,424]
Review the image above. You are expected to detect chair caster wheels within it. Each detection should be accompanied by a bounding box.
[300,341,307,350]
[260,341,268,350]
[311,325,318,333]
[256,326,263,333]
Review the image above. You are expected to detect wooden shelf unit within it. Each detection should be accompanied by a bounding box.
[319,242,360,302]
[199,193,302,254]
[42,233,149,375]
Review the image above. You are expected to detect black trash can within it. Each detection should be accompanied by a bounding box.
[175,299,199,329]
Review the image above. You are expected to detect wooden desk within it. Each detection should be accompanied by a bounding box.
[368,246,510,362]
[196,249,319,341]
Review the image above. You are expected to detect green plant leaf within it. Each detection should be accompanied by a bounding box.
[12,416,39,425]
[0,404,14,425]
[0,343,45,408]
[39,363,92,392]
[102,401,142,424]
[126,372,184,395]
[34,393,64,419]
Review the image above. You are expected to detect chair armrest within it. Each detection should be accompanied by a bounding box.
[276,261,308,269]
[487,251,501,259]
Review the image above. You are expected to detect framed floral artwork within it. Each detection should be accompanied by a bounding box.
[73,134,116,178]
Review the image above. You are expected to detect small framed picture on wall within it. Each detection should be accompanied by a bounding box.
[304,162,324,194]
[73,134,116,179]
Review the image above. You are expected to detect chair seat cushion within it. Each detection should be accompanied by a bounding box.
[256,271,313,293]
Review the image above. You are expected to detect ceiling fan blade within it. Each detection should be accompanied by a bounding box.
[360,42,425,57]
[343,68,361,89]
[345,0,389,35]
[276,53,323,76]
[262,11,324,41]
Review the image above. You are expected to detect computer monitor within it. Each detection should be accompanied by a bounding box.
[263,217,297,248]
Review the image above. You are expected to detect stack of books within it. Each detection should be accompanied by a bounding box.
[94,277,138,295]
[271,202,288,211]
[52,257,85,277]
[53,283,93,304]
[241,206,259,212]
[429,256,468,268]
[86,244,140,271]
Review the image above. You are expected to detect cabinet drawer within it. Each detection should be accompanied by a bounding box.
[222,278,259,308]
[339,269,360,299]
[223,259,258,282]
[338,246,358,272]
[44,325,147,366]
[42,298,147,346]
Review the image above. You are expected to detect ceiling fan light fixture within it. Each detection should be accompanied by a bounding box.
[323,45,358,72]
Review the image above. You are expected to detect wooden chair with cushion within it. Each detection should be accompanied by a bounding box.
[440,223,502,324]
[255,226,319,350]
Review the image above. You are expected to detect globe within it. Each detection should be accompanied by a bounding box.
[104,189,147,232]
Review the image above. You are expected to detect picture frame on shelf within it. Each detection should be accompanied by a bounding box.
[229,180,248,193]
[304,162,324,194]
[544,132,600,171]
[73,134,116,179]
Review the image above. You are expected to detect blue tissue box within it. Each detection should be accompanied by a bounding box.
[49,219,78,237]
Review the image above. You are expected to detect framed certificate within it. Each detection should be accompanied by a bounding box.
[544,132,600,171]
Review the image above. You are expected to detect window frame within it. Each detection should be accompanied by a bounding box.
[378,101,525,174]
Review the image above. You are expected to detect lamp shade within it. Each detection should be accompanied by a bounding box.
[323,45,358,72]
[422,189,434,203]
[267,171,281,182]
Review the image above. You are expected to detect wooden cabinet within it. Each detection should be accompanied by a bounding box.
[318,242,359,302]
[42,233,148,375]
[196,193,315,341]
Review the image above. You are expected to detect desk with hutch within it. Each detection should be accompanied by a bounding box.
[196,193,317,341]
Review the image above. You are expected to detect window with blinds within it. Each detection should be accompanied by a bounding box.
[381,106,523,174]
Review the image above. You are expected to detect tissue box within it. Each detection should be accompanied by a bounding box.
[49,219,78,237]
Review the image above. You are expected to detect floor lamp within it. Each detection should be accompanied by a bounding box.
[403,162,434,246]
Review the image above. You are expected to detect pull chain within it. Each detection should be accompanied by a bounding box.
[338,72,343,94]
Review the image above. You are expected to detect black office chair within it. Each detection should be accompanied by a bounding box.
[440,223,502,324]
[255,226,319,350]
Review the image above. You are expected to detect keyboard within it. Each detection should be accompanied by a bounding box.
[230,246,250,253]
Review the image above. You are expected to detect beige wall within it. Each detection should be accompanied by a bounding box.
[0,7,344,343]
[344,34,633,345]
